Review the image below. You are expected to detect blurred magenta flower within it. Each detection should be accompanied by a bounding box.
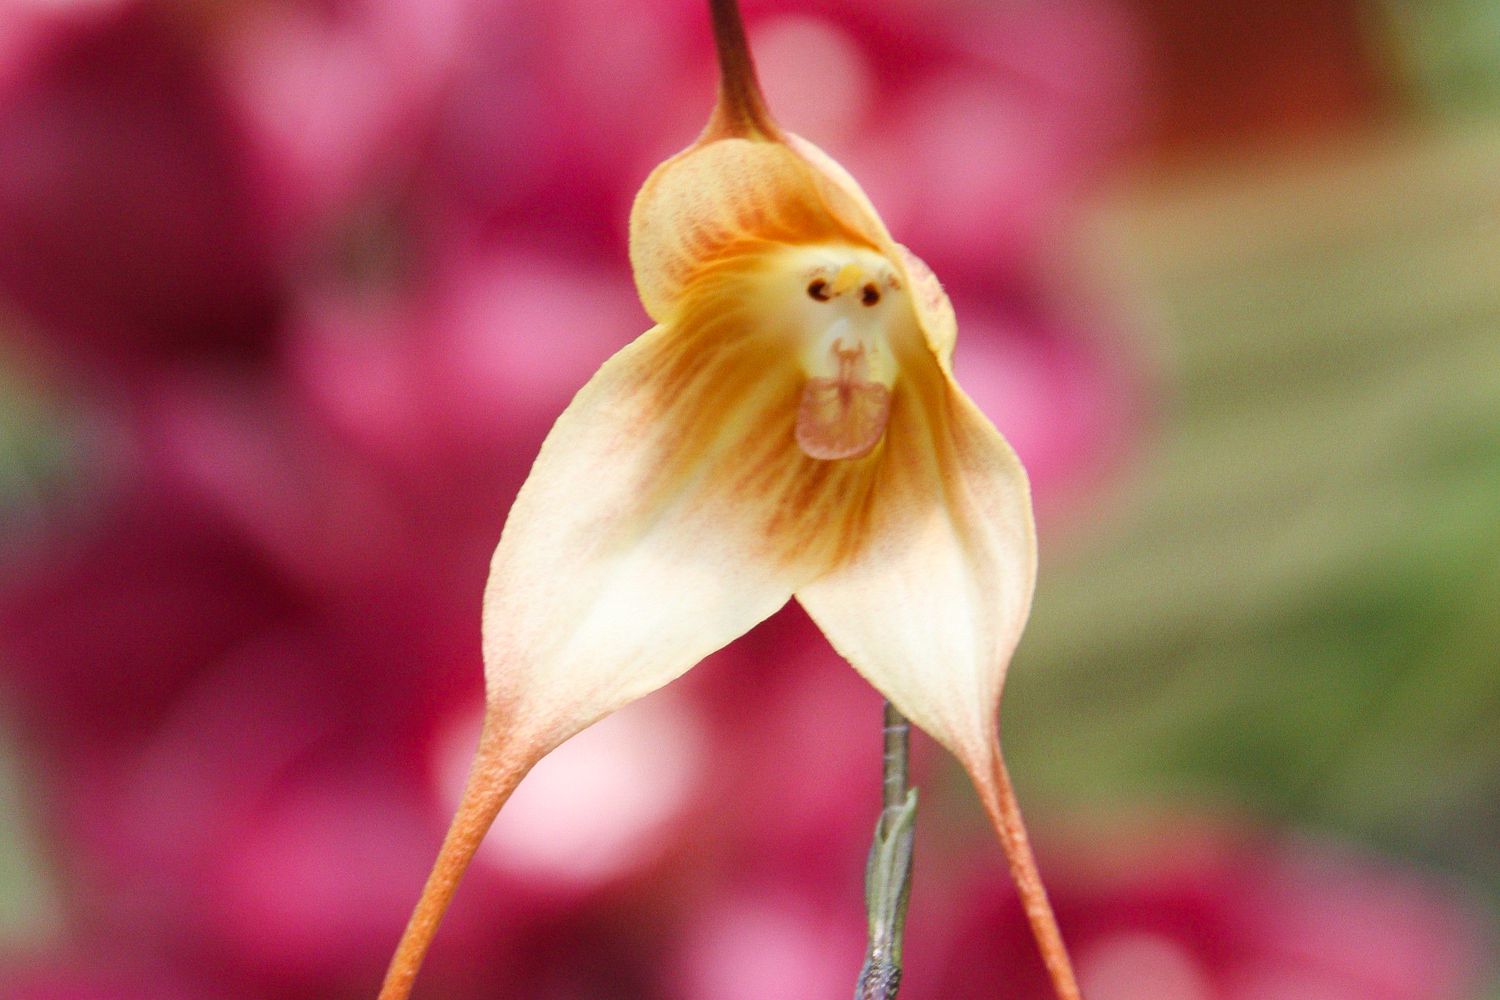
[668,882,867,1000]
[286,240,644,473]
[2,959,206,1000]
[914,823,1490,1000]
[0,4,285,374]
[210,0,474,230]
[0,482,469,985]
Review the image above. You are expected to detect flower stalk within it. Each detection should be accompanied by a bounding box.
[705,0,779,140]
[857,701,917,1000]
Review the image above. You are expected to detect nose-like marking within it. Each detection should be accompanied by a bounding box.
[829,263,863,296]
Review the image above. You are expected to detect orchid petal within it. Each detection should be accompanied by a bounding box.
[629,136,880,322]
[795,354,1036,774]
[793,348,1082,998]
[780,136,956,366]
[482,319,832,754]
[891,243,959,368]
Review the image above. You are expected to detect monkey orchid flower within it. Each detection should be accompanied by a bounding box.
[380,3,1081,999]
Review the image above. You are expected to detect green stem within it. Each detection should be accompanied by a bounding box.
[856,702,917,1000]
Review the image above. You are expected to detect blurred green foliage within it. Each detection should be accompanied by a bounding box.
[1009,123,1500,927]
[0,345,79,530]
[0,725,54,947]
[0,339,71,948]
[1376,0,1500,117]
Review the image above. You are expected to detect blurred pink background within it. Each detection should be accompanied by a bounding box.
[0,1,1494,998]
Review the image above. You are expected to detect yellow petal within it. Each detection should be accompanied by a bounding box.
[795,352,1036,771]
[782,133,895,249]
[629,127,963,371]
[891,243,958,367]
[781,135,955,366]
[629,135,883,323]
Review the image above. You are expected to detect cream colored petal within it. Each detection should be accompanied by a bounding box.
[794,352,1036,774]
[790,346,1082,999]
[625,127,962,370]
[483,330,793,753]
[483,267,896,753]
[774,204,1081,997]
[782,133,894,247]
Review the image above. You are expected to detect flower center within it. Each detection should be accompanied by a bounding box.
[775,247,906,461]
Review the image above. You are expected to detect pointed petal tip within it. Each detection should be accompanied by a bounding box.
[378,716,537,1000]
[972,753,1085,1000]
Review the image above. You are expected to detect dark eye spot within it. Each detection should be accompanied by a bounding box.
[861,283,881,306]
[807,279,831,301]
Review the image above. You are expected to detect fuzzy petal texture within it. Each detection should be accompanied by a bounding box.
[796,350,1036,774]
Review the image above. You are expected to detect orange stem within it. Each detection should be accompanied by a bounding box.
[705,0,780,140]
[977,753,1084,1000]
[378,719,533,1000]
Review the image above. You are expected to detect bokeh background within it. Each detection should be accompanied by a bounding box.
[0,0,1496,997]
